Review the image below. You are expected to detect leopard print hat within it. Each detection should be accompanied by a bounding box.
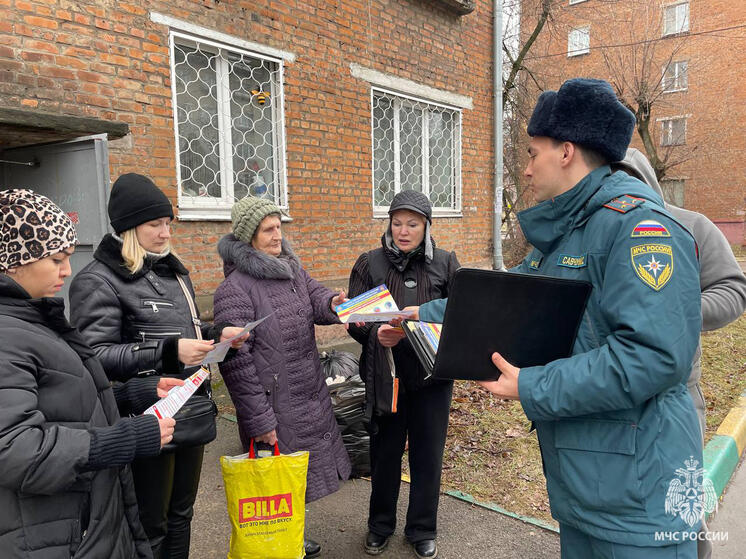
[0,189,78,272]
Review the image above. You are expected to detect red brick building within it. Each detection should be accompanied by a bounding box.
[519,0,745,244]
[0,0,497,306]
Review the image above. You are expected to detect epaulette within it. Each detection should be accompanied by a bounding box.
[603,194,645,213]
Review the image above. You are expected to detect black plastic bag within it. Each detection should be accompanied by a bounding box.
[329,375,370,477]
[321,351,371,477]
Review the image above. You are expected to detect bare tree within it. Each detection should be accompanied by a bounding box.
[599,1,702,181]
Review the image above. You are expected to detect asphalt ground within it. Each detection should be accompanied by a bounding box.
[189,415,561,559]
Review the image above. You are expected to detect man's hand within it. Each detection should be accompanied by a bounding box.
[256,429,278,445]
[377,324,406,347]
[389,305,419,327]
[477,352,521,400]
[220,326,250,349]
[156,377,185,398]
[158,417,176,447]
[177,338,215,365]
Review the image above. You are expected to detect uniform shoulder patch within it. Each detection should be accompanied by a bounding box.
[631,219,671,238]
[604,194,645,213]
[631,243,674,291]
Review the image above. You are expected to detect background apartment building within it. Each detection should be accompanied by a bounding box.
[518,0,745,244]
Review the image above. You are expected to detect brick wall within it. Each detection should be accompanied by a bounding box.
[0,0,498,297]
[519,0,746,244]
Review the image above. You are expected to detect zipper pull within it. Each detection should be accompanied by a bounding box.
[291,284,297,293]
[140,331,146,342]
[147,301,159,313]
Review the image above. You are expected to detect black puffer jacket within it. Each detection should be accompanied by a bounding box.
[0,275,159,558]
[70,234,223,381]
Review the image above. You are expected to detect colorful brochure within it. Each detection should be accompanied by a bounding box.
[144,367,210,419]
[335,284,413,323]
[402,321,442,378]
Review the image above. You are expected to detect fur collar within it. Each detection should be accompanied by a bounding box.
[93,233,189,280]
[218,234,300,280]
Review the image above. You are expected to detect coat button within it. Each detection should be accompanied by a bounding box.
[307,351,313,359]
[297,309,304,316]
[323,432,331,441]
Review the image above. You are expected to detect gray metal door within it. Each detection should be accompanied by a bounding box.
[1,135,111,310]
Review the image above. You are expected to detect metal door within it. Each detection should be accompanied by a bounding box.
[1,135,111,310]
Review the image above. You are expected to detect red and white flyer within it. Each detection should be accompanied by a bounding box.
[143,367,210,419]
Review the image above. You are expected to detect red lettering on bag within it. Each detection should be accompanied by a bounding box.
[238,493,293,522]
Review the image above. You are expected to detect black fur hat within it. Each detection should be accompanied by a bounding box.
[527,78,635,163]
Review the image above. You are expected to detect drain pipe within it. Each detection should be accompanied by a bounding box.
[492,0,505,270]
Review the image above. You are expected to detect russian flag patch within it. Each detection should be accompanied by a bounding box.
[631,220,671,238]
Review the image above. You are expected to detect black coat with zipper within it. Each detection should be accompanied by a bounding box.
[0,274,154,559]
[69,234,223,382]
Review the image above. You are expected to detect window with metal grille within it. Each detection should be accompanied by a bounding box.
[662,60,688,92]
[661,178,685,206]
[567,26,590,57]
[660,117,687,146]
[169,34,286,218]
[371,89,462,216]
[663,2,689,36]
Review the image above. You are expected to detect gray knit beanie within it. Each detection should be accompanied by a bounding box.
[231,196,282,243]
[0,189,78,272]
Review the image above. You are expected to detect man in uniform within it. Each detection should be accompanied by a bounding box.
[417,78,704,557]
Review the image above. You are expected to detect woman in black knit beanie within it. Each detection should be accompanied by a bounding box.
[69,173,248,559]
[0,188,179,558]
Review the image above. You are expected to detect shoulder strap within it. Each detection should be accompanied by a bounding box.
[603,194,646,213]
[175,274,202,340]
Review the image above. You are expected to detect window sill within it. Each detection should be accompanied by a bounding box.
[177,206,292,223]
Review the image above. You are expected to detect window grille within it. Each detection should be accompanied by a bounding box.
[661,178,685,206]
[662,61,688,92]
[371,89,461,215]
[568,27,590,57]
[660,118,687,146]
[170,35,286,215]
[663,2,689,36]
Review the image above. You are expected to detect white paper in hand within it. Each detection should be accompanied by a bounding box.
[202,312,274,365]
[144,367,210,419]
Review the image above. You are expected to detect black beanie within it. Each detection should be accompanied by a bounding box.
[388,190,432,223]
[108,173,174,234]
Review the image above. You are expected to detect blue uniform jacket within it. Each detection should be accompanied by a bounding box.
[421,166,703,545]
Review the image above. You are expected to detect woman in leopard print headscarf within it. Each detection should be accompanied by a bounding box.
[0,189,177,558]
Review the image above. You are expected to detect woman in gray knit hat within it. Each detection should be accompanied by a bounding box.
[213,196,352,558]
[0,189,179,558]
[347,189,460,559]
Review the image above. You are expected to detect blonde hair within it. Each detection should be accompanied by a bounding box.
[120,229,149,274]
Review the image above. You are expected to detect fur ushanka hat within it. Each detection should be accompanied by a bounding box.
[527,78,635,163]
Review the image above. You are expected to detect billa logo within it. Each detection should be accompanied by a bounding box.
[238,493,293,522]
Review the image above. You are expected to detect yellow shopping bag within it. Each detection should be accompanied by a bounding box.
[221,441,309,559]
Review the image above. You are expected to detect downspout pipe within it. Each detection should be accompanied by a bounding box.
[492,0,505,270]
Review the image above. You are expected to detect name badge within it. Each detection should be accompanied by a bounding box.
[557,253,587,268]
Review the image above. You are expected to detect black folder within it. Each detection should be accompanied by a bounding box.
[428,268,592,381]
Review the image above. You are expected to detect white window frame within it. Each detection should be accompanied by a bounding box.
[568,26,590,57]
[370,87,463,219]
[658,116,689,146]
[663,2,690,36]
[662,60,688,93]
[167,31,288,221]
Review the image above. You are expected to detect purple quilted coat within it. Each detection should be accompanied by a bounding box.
[214,234,351,502]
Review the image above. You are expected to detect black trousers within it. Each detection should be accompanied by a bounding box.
[368,380,453,543]
[132,445,204,559]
